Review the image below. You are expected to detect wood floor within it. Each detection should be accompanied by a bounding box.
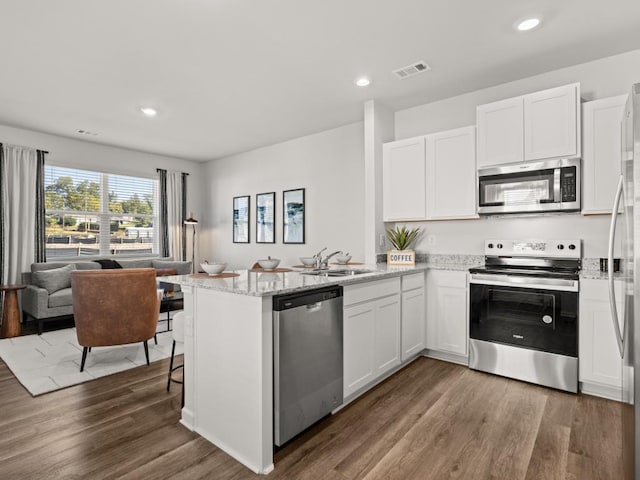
[0,355,622,479]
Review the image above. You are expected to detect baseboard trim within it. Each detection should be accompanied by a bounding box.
[579,381,622,402]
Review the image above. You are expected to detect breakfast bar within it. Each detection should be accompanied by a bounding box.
[164,264,427,474]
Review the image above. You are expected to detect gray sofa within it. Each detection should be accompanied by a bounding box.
[21,258,191,334]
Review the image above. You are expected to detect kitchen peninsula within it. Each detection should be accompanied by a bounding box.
[164,264,430,474]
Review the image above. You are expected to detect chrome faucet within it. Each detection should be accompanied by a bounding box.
[319,250,343,269]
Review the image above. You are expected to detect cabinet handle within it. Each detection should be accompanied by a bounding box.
[607,175,624,357]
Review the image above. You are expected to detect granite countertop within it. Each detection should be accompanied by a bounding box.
[162,263,431,297]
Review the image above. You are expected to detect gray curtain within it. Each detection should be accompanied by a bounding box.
[181,172,188,261]
[35,150,46,262]
[158,169,170,257]
[1,144,39,286]
[158,169,188,260]
[0,143,4,285]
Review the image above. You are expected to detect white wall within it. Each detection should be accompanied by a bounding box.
[201,122,364,268]
[0,123,205,258]
[391,49,640,259]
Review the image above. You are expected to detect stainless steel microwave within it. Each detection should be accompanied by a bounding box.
[477,158,580,215]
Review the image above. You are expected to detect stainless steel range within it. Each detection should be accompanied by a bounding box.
[468,239,581,392]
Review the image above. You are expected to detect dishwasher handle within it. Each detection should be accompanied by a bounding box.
[273,286,343,311]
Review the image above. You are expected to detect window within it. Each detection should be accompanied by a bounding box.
[44,165,159,259]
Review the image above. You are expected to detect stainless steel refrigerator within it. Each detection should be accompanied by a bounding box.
[608,82,640,479]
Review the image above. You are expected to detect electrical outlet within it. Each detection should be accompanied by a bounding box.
[379,234,386,248]
[427,234,436,246]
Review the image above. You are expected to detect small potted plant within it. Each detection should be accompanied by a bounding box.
[386,225,421,265]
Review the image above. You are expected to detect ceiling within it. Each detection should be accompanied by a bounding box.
[2,0,640,162]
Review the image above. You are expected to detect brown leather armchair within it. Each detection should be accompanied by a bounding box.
[71,268,160,372]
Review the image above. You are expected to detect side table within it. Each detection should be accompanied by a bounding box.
[0,284,27,339]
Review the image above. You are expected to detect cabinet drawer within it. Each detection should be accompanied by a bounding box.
[402,272,425,291]
[344,277,401,307]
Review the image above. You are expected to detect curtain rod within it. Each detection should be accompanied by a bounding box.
[155,168,189,175]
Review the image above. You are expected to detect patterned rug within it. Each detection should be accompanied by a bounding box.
[0,319,183,396]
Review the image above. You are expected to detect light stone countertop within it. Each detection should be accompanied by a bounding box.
[162,263,440,297]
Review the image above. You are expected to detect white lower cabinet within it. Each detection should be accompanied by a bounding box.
[343,277,401,398]
[426,270,468,359]
[579,278,623,398]
[401,273,426,361]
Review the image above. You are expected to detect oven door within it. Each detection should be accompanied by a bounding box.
[469,274,578,357]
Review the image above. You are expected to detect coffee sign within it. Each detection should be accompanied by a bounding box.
[387,249,416,265]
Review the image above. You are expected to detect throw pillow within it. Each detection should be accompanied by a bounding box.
[95,259,123,269]
[152,259,192,275]
[32,264,76,294]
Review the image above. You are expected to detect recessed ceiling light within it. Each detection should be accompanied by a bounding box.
[516,17,541,31]
[140,107,157,117]
[355,77,371,87]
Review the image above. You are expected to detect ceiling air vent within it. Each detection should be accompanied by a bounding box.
[392,60,431,80]
[76,129,98,136]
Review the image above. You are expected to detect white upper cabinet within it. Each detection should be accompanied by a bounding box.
[477,83,581,168]
[524,83,580,161]
[382,136,426,221]
[426,126,477,219]
[383,126,477,221]
[477,97,524,168]
[582,95,627,214]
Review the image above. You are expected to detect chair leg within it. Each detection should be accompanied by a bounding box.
[167,340,176,392]
[154,334,158,345]
[38,319,43,335]
[80,347,89,372]
[143,340,150,365]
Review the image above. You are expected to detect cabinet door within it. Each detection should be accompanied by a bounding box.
[476,97,524,167]
[524,83,580,161]
[401,288,425,361]
[374,294,401,376]
[582,95,627,214]
[426,126,477,219]
[343,302,375,398]
[382,137,426,221]
[427,270,468,356]
[579,279,623,389]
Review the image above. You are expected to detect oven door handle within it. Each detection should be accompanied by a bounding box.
[607,175,624,357]
[469,274,579,292]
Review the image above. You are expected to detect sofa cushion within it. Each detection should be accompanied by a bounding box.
[48,287,73,308]
[116,259,154,269]
[32,264,76,294]
[31,261,101,272]
[96,259,123,269]
[152,259,192,275]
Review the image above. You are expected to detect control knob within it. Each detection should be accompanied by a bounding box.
[557,244,565,250]
[568,244,576,250]
[497,243,503,249]
[488,243,494,249]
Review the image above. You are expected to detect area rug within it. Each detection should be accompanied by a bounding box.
[0,321,183,396]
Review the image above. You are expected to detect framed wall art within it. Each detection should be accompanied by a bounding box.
[256,192,275,243]
[283,188,305,244]
[233,195,250,243]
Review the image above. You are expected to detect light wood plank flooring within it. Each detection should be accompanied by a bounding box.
[0,356,622,479]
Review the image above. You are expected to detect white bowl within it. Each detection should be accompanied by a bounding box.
[335,254,352,264]
[201,263,226,275]
[299,257,316,267]
[258,258,280,270]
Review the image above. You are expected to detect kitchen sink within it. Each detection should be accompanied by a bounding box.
[301,268,375,277]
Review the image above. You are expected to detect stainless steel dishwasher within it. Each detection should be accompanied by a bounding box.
[273,285,343,446]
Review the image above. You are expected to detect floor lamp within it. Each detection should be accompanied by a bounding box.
[184,213,198,273]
